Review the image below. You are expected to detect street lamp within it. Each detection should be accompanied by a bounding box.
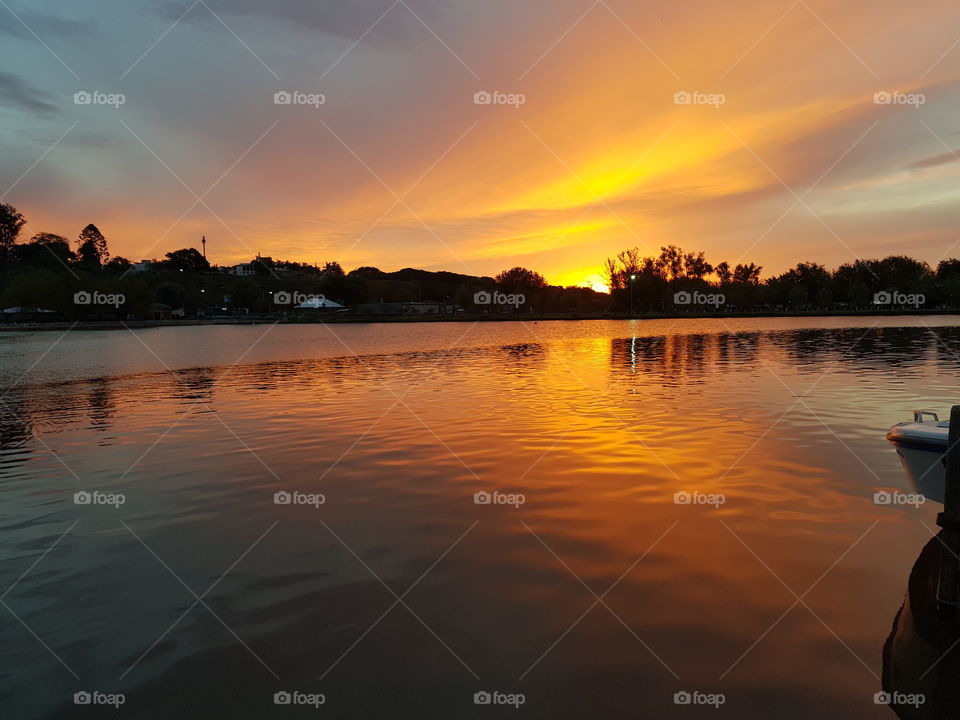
[629,274,636,315]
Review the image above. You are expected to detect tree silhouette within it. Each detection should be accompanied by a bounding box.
[17,233,74,269]
[732,263,762,285]
[0,203,26,263]
[715,261,732,285]
[658,245,685,281]
[684,251,713,280]
[322,261,345,276]
[495,266,547,291]
[161,248,210,273]
[104,256,132,273]
[938,260,960,305]
[76,224,108,267]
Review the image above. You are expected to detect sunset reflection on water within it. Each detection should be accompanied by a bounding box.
[0,319,956,718]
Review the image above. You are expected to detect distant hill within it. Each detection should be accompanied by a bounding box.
[350,266,493,285]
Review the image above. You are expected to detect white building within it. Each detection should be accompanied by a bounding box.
[232,263,254,277]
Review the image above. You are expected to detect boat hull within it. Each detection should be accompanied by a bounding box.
[886,413,949,504]
[891,444,945,504]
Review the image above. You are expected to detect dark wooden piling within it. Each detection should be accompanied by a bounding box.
[936,405,960,611]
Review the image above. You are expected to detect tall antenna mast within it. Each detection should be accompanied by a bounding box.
[201,235,207,259]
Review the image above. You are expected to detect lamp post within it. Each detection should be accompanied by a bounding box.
[629,274,636,315]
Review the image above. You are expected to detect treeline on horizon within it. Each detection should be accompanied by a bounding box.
[0,203,604,319]
[605,245,960,311]
[3,199,959,320]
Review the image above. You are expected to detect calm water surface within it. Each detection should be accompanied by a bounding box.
[1,317,959,718]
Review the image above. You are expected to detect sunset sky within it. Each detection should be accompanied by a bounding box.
[2,0,960,290]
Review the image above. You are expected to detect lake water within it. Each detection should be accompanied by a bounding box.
[1,317,959,718]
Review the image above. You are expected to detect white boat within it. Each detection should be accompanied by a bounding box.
[886,410,948,503]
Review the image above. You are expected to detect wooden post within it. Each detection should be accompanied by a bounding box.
[936,405,960,611]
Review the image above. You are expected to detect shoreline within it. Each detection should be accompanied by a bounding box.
[2,307,958,331]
